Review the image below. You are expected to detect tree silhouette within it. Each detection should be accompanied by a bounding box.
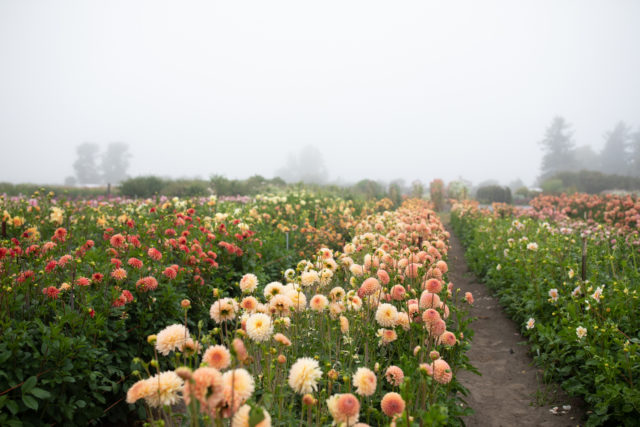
[601,122,631,175]
[101,142,131,185]
[275,145,328,184]
[539,116,576,180]
[73,142,102,184]
[629,129,640,177]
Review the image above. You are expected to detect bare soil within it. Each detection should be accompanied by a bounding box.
[446,223,586,427]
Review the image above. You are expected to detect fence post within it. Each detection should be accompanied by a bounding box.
[581,237,587,281]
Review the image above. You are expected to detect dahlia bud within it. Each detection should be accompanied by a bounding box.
[175,366,192,380]
[328,369,339,381]
[277,354,286,364]
[232,338,248,362]
[181,299,191,309]
[147,334,157,344]
[429,350,440,361]
[302,394,316,406]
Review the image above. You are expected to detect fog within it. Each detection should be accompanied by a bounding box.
[1,0,639,188]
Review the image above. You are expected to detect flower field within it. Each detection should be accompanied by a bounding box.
[0,192,473,426]
[451,196,640,426]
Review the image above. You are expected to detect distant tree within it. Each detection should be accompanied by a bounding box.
[543,170,640,193]
[389,179,408,194]
[387,182,403,206]
[476,179,499,188]
[601,122,631,175]
[629,129,640,177]
[540,178,564,194]
[508,178,525,193]
[352,179,386,200]
[572,145,600,171]
[429,179,445,211]
[539,116,576,180]
[410,180,425,198]
[73,142,102,184]
[476,185,512,203]
[447,180,470,200]
[64,176,77,187]
[275,145,328,184]
[101,142,131,185]
[515,186,530,199]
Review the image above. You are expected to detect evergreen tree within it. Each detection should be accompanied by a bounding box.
[539,116,576,180]
[601,122,631,175]
[629,128,640,177]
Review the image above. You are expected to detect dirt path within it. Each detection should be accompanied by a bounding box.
[446,224,585,427]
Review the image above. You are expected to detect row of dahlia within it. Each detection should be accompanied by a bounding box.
[127,199,475,426]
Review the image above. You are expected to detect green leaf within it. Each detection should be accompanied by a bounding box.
[29,388,51,399]
[22,395,38,410]
[21,376,37,394]
[248,405,265,427]
[5,399,18,415]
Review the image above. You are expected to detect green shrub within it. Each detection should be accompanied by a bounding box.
[475,185,512,204]
[119,176,166,198]
[542,170,640,194]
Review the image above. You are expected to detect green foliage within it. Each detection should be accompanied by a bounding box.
[209,174,286,196]
[542,170,640,194]
[475,185,512,204]
[430,179,445,211]
[119,176,166,198]
[0,190,373,424]
[0,183,111,199]
[446,180,470,201]
[451,203,640,426]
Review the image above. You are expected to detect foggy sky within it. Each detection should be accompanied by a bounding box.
[1,0,639,187]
